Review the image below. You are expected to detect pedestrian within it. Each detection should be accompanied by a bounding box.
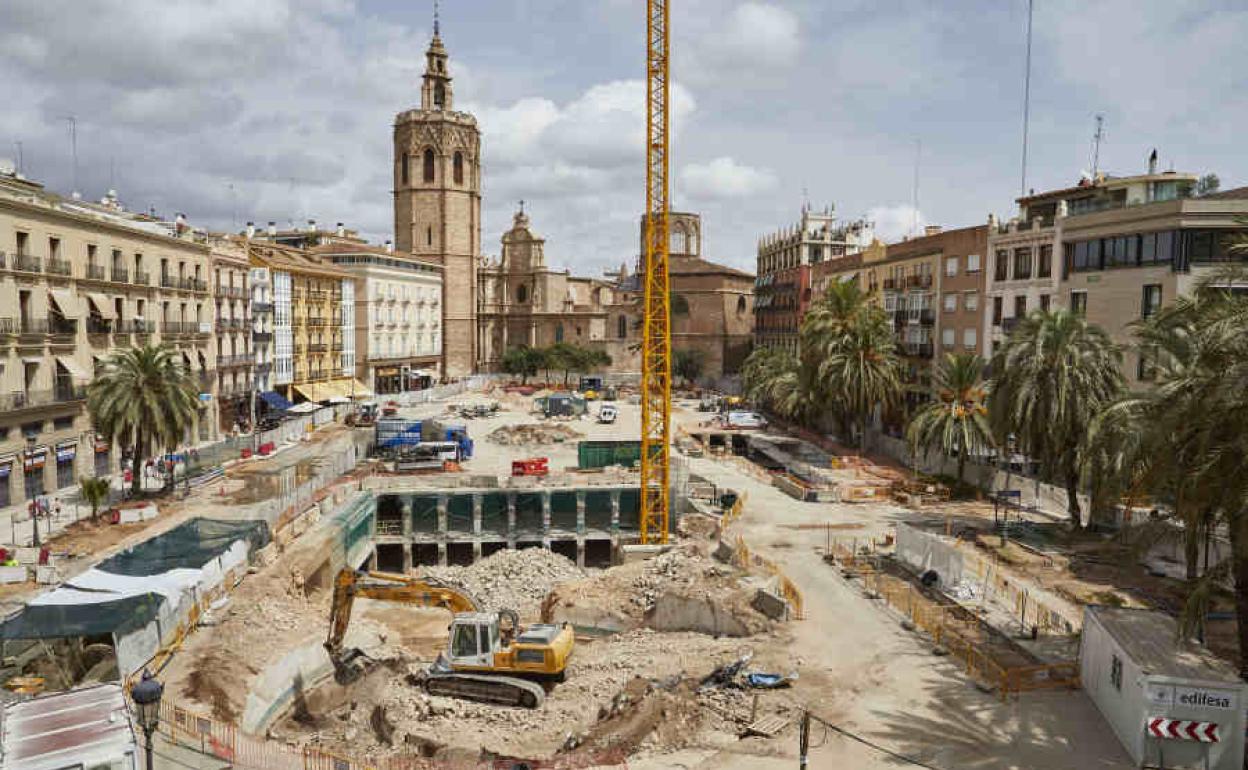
[53,498,61,520]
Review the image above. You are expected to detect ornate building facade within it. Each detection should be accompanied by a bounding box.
[393,28,480,378]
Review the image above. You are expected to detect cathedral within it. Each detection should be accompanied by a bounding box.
[393,26,753,381]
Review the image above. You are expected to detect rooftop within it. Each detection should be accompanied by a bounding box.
[0,684,136,770]
[1088,606,1242,683]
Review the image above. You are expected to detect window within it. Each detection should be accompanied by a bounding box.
[57,454,74,490]
[516,285,528,304]
[426,226,433,246]
[453,152,464,185]
[966,253,981,273]
[1137,347,1158,382]
[1039,294,1051,312]
[434,82,446,108]
[963,328,977,350]
[1070,291,1087,316]
[95,447,110,477]
[994,250,1008,281]
[1142,284,1162,319]
[15,231,28,255]
[1014,295,1027,318]
[737,295,747,314]
[942,328,955,347]
[554,324,564,343]
[1013,247,1033,279]
[617,315,627,339]
[451,624,477,658]
[964,292,979,312]
[945,256,958,277]
[992,296,1003,325]
[422,148,435,183]
[401,152,409,185]
[943,294,957,313]
[1110,654,1123,691]
[1037,245,1053,278]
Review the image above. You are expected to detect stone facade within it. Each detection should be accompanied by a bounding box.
[393,31,480,378]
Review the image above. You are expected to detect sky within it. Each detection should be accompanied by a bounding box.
[1,0,1245,276]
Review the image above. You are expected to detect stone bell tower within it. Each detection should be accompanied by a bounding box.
[393,18,481,377]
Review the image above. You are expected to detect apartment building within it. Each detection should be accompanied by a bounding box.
[755,206,874,353]
[247,240,366,403]
[1060,185,1248,384]
[209,236,252,433]
[0,168,215,509]
[986,167,1202,357]
[313,241,442,394]
[249,266,274,397]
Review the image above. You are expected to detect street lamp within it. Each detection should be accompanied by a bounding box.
[130,668,164,768]
[25,434,39,548]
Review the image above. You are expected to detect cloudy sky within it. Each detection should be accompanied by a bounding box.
[1,0,1245,275]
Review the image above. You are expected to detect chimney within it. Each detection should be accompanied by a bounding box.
[924,225,942,237]
[1148,148,1158,175]
[267,221,277,236]
[384,240,393,253]
[245,221,255,239]
[987,213,998,230]
[336,222,345,237]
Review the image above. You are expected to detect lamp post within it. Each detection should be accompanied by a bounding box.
[130,668,164,769]
[25,434,39,548]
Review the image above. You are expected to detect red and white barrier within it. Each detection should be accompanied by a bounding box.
[1146,717,1220,743]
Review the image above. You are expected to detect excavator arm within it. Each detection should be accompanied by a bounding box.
[325,569,480,662]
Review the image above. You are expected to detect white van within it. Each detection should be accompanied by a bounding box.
[598,404,618,424]
[724,411,767,429]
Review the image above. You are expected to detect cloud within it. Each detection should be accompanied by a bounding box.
[866,205,926,244]
[680,157,777,199]
[683,2,802,87]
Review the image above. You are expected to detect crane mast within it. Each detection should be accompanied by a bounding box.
[640,0,671,544]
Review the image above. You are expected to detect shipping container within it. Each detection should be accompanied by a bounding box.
[578,440,643,469]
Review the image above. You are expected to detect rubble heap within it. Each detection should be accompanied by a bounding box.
[424,547,585,616]
[487,423,583,446]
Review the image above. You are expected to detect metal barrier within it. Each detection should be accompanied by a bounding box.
[732,534,805,620]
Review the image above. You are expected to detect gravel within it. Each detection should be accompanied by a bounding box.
[424,547,586,614]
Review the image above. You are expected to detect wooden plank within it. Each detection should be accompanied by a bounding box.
[744,714,790,738]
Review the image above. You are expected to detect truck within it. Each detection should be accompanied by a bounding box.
[375,419,474,459]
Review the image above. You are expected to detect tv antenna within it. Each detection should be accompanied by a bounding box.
[1090,114,1105,178]
[61,116,79,195]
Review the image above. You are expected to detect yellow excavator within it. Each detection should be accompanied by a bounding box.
[325,568,575,708]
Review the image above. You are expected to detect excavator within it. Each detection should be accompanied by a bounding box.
[324,568,575,708]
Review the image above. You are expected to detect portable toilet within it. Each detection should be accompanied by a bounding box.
[1080,605,1247,769]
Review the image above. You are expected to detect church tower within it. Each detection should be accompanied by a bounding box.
[393,19,481,377]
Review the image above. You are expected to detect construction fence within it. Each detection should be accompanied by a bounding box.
[731,534,805,620]
[860,571,1080,701]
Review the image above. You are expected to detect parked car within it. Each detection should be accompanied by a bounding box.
[598,404,618,424]
[723,411,767,429]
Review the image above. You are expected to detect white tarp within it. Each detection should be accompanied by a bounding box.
[114,620,160,678]
[30,568,204,608]
[895,523,964,587]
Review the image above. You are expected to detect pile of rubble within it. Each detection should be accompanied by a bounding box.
[487,423,583,446]
[424,547,585,616]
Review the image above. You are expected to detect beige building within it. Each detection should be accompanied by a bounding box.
[393,28,480,378]
[477,207,639,372]
[209,236,252,432]
[1059,184,1248,384]
[0,167,216,510]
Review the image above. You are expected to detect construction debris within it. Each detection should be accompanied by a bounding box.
[487,423,584,446]
[424,547,585,616]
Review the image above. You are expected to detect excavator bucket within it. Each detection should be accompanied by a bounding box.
[329,646,375,685]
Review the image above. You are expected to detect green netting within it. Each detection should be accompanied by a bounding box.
[2,593,164,639]
[515,493,543,533]
[447,494,474,534]
[345,505,372,553]
[618,489,641,531]
[481,493,508,534]
[584,491,613,531]
[550,492,578,532]
[411,494,440,533]
[98,518,270,576]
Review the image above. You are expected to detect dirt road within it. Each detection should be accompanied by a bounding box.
[673,450,1134,770]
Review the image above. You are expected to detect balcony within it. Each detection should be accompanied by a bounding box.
[160,274,176,289]
[86,265,107,281]
[0,318,15,336]
[903,342,934,358]
[252,301,273,314]
[906,274,933,289]
[253,330,273,342]
[191,278,208,293]
[117,319,156,335]
[216,285,246,299]
[47,259,71,276]
[218,354,255,368]
[161,321,198,335]
[134,271,150,286]
[111,267,129,283]
[1001,317,1020,334]
[87,317,113,335]
[13,254,42,273]
[0,385,86,412]
[307,317,327,328]
[308,342,327,353]
[917,309,935,325]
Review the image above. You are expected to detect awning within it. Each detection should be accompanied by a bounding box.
[287,402,322,414]
[56,356,91,381]
[293,383,325,402]
[49,288,82,318]
[86,293,116,319]
[21,356,42,365]
[349,379,374,398]
[327,396,350,405]
[318,380,348,400]
[259,391,293,411]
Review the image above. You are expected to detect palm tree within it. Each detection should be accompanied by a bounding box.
[78,476,111,520]
[907,353,993,482]
[989,309,1123,526]
[87,345,200,497]
[809,301,901,447]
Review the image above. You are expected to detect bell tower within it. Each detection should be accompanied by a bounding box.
[393,18,481,377]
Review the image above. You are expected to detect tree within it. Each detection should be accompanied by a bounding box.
[545,343,610,387]
[87,345,200,497]
[673,348,706,386]
[988,309,1124,526]
[501,345,544,385]
[1196,173,1221,196]
[906,353,993,483]
[78,476,111,520]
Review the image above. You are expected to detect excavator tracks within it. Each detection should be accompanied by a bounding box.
[422,671,546,708]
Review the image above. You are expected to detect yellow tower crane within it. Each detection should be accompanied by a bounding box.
[640,0,671,544]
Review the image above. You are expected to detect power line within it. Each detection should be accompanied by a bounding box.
[807,711,948,770]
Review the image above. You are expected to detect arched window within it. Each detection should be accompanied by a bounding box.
[453,152,464,185]
[434,82,446,108]
[401,152,409,185]
[555,323,564,343]
[737,295,747,314]
[423,148,435,183]
[617,315,627,339]
[516,285,528,304]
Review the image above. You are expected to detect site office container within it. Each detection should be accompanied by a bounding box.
[577,440,642,470]
[1080,606,1247,770]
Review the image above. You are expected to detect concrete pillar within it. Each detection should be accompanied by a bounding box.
[473,540,482,562]
[542,492,552,537]
[437,542,448,567]
[610,490,620,533]
[507,493,516,540]
[576,538,585,568]
[576,491,586,535]
[437,494,448,536]
[401,499,413,538]
[368,547,378,570]
[472,494,482,536]
[402,543,413,574]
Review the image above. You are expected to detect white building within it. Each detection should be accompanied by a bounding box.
[272,269,293,388]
